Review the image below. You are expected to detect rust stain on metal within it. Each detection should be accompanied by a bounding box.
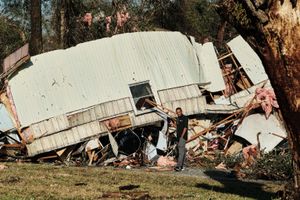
[2,43,29,73]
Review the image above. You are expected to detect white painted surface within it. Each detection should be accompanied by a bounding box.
[195,43,226,92]
[108,132,119,157]
[145,142,157,161]
[0,104,15,132]
[227,36,268,84]
[9,32,202,127]
[85,138,101,152]
[156,119,168,151]
[235,113,287,152]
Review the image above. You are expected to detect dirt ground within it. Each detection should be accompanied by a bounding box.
[0,162,283,200]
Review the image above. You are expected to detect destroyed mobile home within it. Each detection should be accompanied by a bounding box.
[0,31,287,169]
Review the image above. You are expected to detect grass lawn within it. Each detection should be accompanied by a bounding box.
[0,163,283,200]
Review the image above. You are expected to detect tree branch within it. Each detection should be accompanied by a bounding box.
[244,0,268,23]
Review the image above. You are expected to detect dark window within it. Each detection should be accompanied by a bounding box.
[129,82,156,111]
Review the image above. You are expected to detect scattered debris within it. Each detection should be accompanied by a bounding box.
[234,113,286,152]
[0,32,288,178]
[255,88,279,118]
[156,156,176,168]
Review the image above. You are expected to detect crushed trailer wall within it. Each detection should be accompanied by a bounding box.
[1,32,273,157]
[26,84,206,156]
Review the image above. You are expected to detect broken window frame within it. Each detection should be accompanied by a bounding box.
[129,81,157,114]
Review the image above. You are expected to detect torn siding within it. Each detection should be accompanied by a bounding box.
[26,121,107,156]
[30,98,132,139]
[5,32,270,156]
[26,84,204,156]
[227,36,268,84]
[208,35,270,109]
[8,32,203,127]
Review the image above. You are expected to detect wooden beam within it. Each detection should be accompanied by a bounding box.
[218,52,233,61]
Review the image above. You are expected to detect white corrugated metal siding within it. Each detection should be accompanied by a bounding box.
[9,32,202,127]
[195,43,226,92]
[26,121,107,156]
[158,84,206,115]
[26,84,204,156]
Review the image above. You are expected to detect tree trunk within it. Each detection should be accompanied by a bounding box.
[54,0,67,49]
[218,0,300,197]
[216,19,227,48]
[30,0,42,55]
[62,0,84,48]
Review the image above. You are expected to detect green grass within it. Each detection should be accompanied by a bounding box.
[0,163,282,199]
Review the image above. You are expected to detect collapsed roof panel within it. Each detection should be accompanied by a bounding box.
[8,32,202,127]
[2,31,277,157]
[235,113,287,152]
[227,36,268,84]
[195,42,226,92]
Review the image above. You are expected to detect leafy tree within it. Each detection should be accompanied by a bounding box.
[0,0,31,32]
[0,17,25,73]
[0,0,236,54]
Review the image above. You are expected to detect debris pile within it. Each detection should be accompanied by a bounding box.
[0,32,288,177]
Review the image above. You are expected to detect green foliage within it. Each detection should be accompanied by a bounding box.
[221,0,251,28]
[245,149,293,181]
[161,0,222,41]
[0,0,30,31]
[0,17,25,71]
[207,147,292,181]
[0,0,237,53]
[50,0,230,47]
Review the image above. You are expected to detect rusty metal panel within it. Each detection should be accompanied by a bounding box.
[3,43,29,73]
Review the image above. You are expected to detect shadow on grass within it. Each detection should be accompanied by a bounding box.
[195,170,279,200]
